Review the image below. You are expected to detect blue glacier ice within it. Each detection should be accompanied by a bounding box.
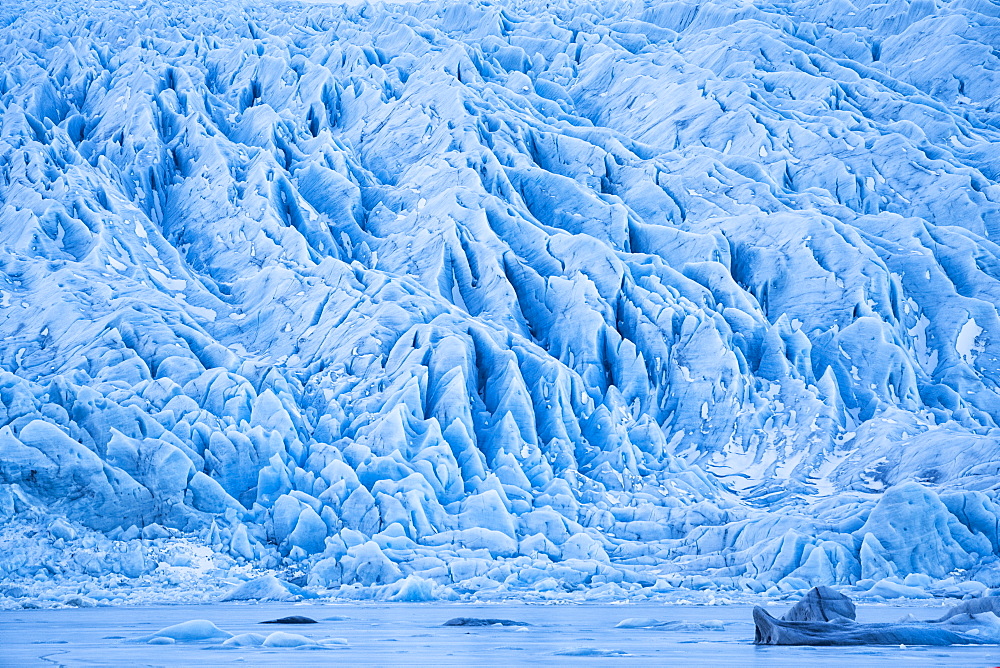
[1,0,1000,606]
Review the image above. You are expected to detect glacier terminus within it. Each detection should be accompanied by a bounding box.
[2,0,1000,620]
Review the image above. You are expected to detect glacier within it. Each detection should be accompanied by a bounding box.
[2,0,1000,608]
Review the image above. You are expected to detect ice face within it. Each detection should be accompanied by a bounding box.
[1,0,1000,603]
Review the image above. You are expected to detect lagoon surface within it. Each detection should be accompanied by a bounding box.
[3,602,1000,667]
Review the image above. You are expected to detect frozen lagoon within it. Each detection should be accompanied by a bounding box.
[3,602,1000,667]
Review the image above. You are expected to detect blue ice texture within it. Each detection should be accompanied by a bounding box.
[1,0,1000,607]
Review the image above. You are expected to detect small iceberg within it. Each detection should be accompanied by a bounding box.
[136,620,232,643]
[443,618,531,627]
[220,575,315,602]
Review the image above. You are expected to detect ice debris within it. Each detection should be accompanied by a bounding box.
[614,618,726,631]
[260,616,318,625]
[133,619,348,650]
[935,596,1000,622]
[260,631,317,648]
[220,575,314,602]
[137,620,232,643]
[443,618,531,627]
[554,648,631,656]
[221,633,266,647]
[781,586,855,622]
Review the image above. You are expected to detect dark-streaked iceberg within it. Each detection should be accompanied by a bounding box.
[754,588,1000,646]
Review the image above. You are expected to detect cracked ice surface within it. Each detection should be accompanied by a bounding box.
[2,0,1000,605]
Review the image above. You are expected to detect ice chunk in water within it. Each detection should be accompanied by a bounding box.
[137,620,231,643]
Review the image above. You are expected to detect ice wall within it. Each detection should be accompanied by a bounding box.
[2,0,1000,601]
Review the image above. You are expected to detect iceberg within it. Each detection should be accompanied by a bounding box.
[260,631,318,648]
[219,575,313,602]
[752,607,987,646]
[754,588,1000,646]
[136,620,232,643]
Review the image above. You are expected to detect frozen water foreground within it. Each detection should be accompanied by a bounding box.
[3,0,1000,607]
[4,602,1000,667]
